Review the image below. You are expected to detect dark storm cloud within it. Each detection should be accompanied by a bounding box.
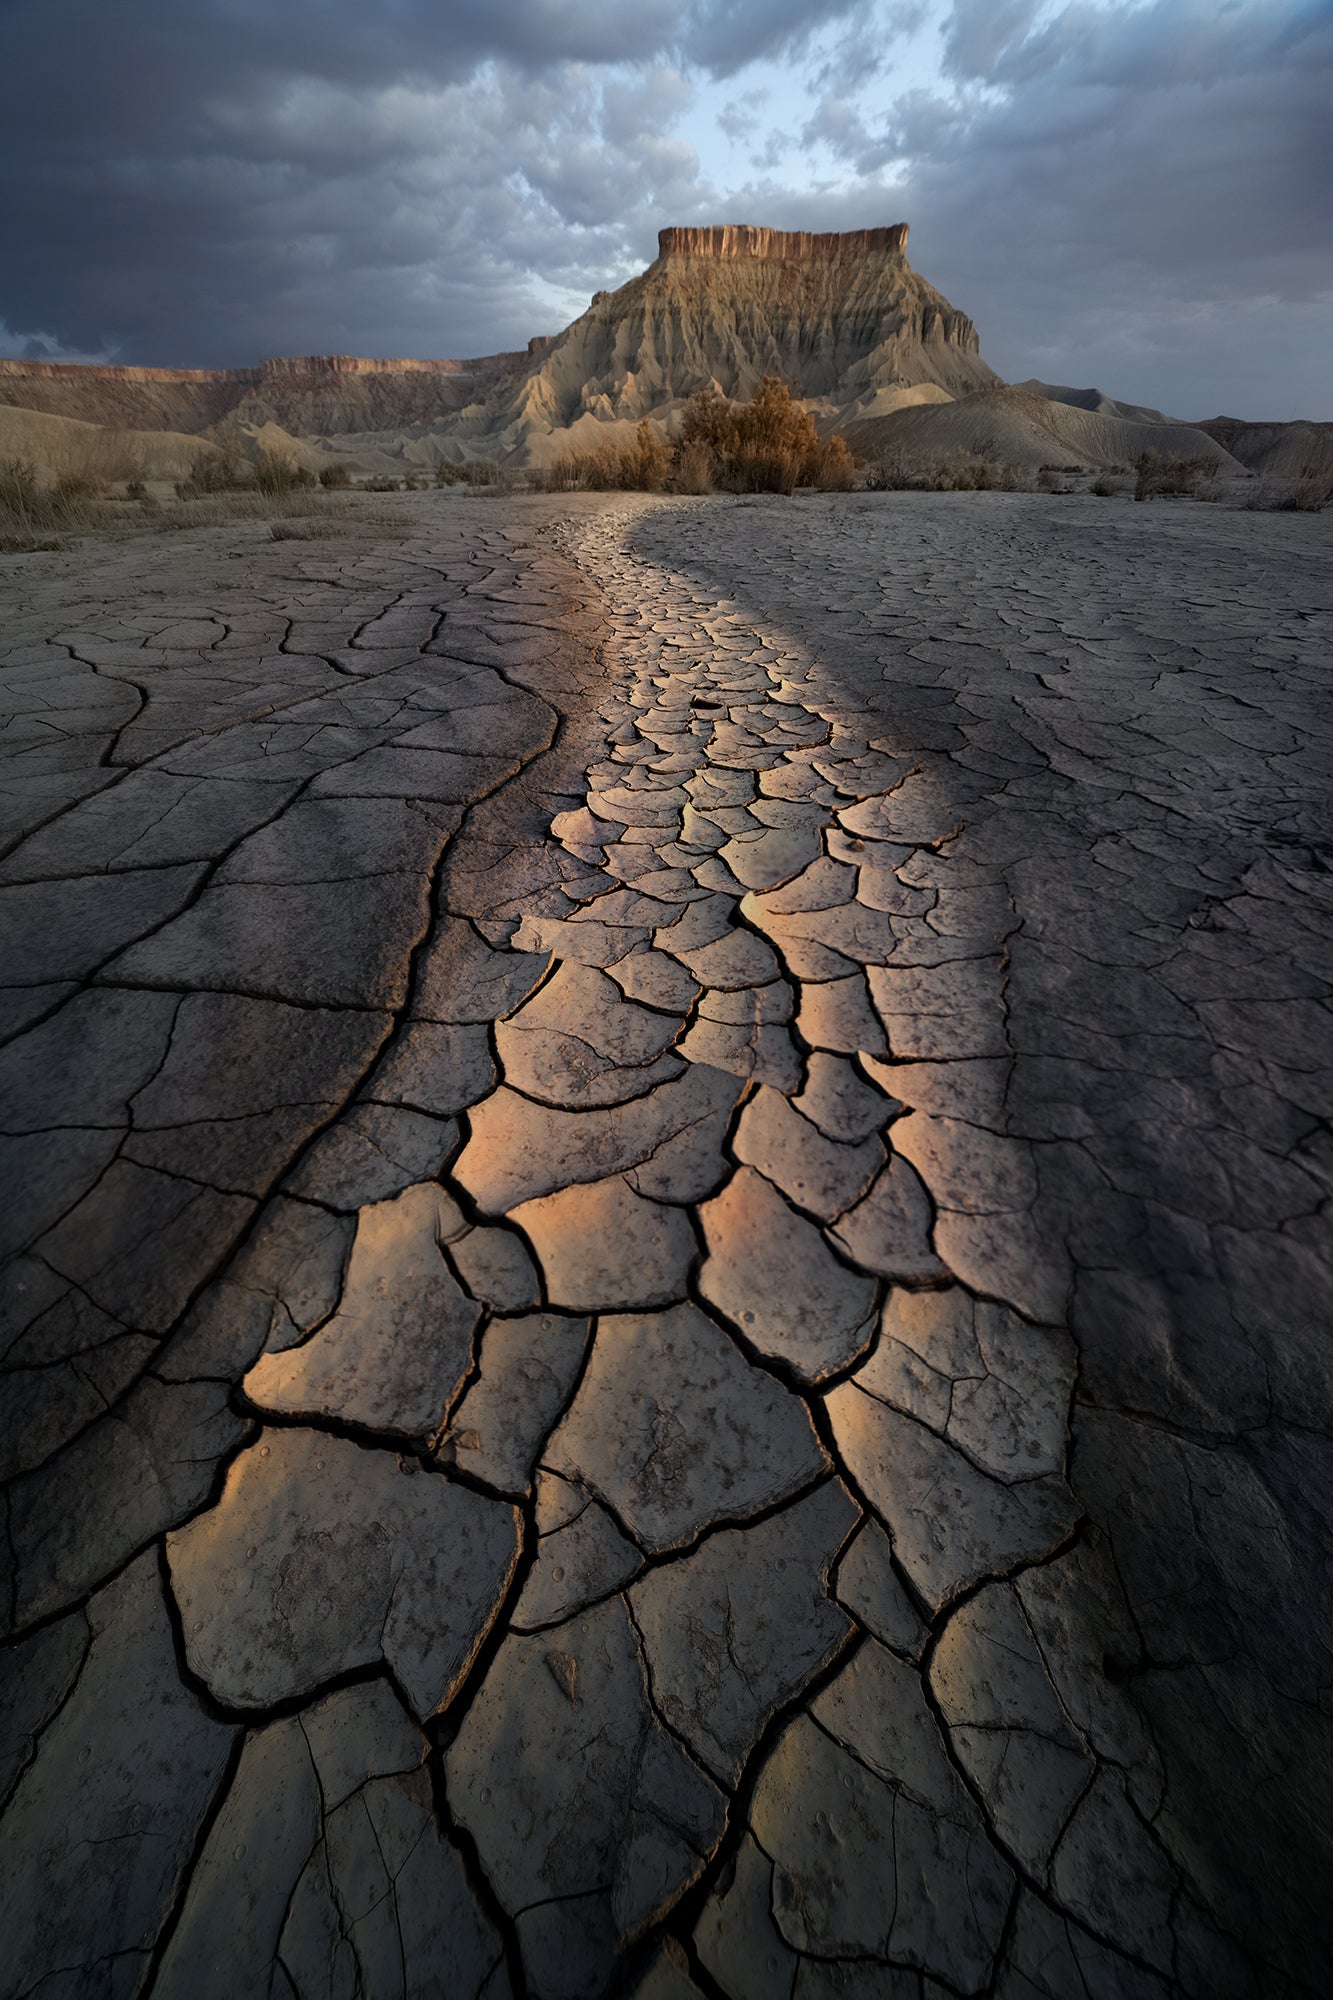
[803,0,1333,415]
[0,0,863,363]
[1,0,1329,414]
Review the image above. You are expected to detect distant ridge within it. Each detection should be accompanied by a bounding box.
[0,348,540,435]
[0,222,1000,467]
[844,386,1243,473]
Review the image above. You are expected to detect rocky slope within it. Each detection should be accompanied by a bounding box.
[479,223,997,460]
[0,349,541,438]
[1,224,996,468]
[846,386,1243,473]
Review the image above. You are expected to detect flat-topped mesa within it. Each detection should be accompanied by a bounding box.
[658,224,910,262]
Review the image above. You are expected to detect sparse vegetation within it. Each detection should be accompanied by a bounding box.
[680,380,853,493]
[536,420,672,494]
[535,382,854,496]
[360,475,402,492]
[175,441,249,498]
[435,459,510,488]
[0,454,107,546]
[865,450,1022,493]
[1245,437,1333,513]
[254,448,315,496]
[1133,451,1219,502]
[318,462,352,489]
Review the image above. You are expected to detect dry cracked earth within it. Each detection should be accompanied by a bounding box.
[0,488,1330,2000]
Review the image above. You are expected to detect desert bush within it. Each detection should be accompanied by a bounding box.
[1133,451,1218,501]
[318,461,351,489]
[254,448,314,496]
[1246,437,1333,513]
[864,451,920,491]
[677,378,850,493]
[360,475,402,492]
[435,458,511,487]
[176,441,249,498]
[806,435,856,490]
[865,451,1020,493]
[537,421,671,494]
[1091,475,1119,497]
[672,439,715,495]
[125,478,149,502]
[1037,466,1070,494]
[0,456,49,531]
[0,455,111,539]
[53,471,103,507]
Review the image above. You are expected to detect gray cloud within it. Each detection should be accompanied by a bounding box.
[0,0,1328,414]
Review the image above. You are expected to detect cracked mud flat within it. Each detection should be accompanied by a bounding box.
[1,487,1330,1999]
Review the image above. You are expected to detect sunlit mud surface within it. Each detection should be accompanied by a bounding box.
[1,489,1329,1998]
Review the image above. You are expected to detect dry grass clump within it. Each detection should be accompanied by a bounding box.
[1133,451,1220,502]
[1246,437,1333,513]
[537,421,672,494]
[270,508,413,541]
[0,455,115,547]
[175,441,249,498]
[434,459,512,489]
[318,461,352,489]
[866,450,1021,493]
[255,449,315,497]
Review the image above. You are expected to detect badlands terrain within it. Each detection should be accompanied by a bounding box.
[2,224,1313,485]
[1,224,1331,2000]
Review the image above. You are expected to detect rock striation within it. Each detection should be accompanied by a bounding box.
[0,348,535,435]
[0,221,996,464]
[485,220,996,460]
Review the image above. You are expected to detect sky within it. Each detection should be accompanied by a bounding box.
[1,0,1330,418]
